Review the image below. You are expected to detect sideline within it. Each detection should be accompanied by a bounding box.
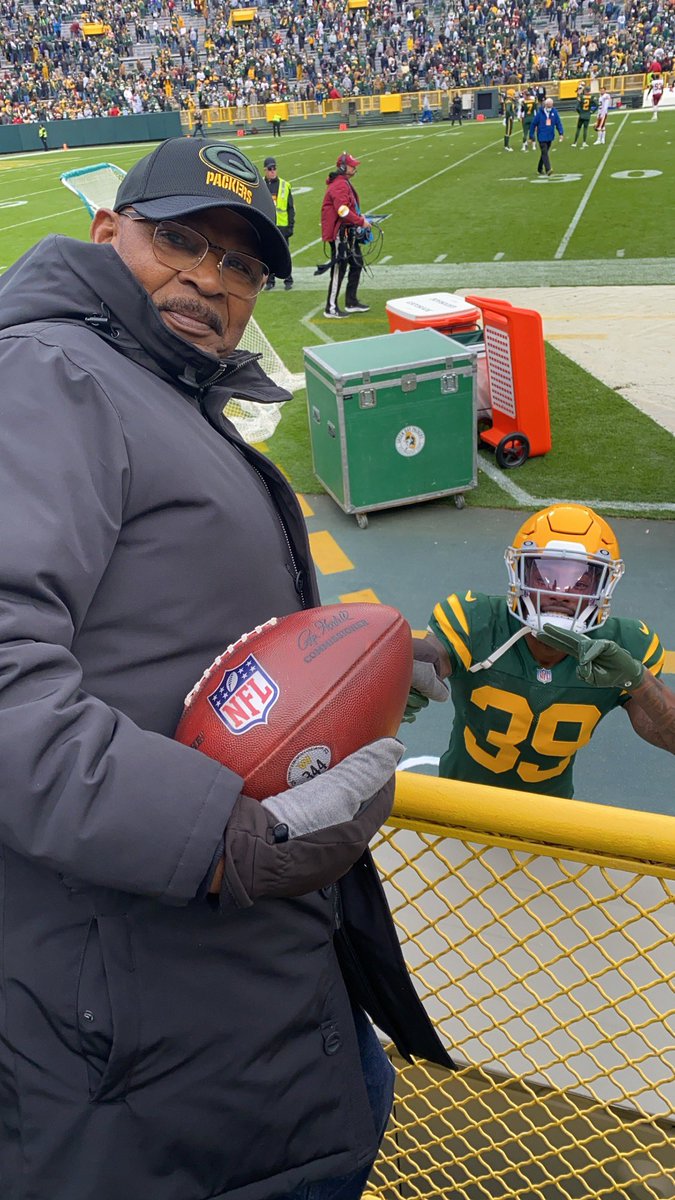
[477,451,675,513]
[554,111,629,259]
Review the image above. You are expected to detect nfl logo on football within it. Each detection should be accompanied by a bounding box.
[208,654,280,733]
[537,667,553,684]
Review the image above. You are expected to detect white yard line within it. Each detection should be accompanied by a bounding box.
[301,304,335,344]
[554,112,629,260]
[291,258,675,288]
[293,136,499,257]
[478,452,675,512]
[0,205,80,230]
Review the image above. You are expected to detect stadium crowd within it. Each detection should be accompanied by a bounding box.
[0,0,672,125]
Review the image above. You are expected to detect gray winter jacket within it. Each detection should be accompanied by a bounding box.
[0,236,451,1200]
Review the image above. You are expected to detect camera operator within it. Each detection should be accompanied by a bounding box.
[321,152,371,319]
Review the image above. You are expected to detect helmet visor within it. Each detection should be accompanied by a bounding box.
[525,557,603,597]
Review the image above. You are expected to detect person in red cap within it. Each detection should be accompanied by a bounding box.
[320,151,371,318]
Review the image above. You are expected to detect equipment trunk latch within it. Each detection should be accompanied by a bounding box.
[358,371,376,408]
[401,374,417,393]
[441,373,459,394]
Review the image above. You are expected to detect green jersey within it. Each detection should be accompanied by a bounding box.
[521,98,537,122]
[575,94,597,119]
[504,98,515,120]
[429,591,664,799]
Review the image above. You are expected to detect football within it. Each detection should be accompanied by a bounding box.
[175,603,412,800]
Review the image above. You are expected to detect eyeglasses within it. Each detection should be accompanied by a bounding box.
[121,212,269,299]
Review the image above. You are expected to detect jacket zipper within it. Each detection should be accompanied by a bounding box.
[245,459,307,608]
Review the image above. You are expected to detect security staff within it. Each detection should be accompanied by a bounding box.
[39,123,48,150]
[529,97,564,177]
[262,157,294,290]
[190,108,205,137]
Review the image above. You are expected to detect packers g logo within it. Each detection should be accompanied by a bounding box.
[198,145,259,203]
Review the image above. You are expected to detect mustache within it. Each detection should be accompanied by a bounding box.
[157,297,223,336]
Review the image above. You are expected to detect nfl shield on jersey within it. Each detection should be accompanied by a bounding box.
[208,654,280,734]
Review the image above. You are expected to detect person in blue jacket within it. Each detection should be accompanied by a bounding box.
[528,96,564,177]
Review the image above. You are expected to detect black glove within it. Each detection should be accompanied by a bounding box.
[221,739,403,907]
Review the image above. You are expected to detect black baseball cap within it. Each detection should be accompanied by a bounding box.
[263,157,277,169]
[113,137,291,277]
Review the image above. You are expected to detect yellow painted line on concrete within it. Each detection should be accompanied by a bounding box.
[296,493,314,518]
[309,531,354,575]
[339,588,380,604]
[664,650,675,675]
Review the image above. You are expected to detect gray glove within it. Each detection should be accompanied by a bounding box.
[402,638,450,723]
[221,739,403,907]
[262,738,404,836]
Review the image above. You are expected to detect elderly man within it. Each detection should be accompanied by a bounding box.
[0,138,450,1200]
[529,96,564,176]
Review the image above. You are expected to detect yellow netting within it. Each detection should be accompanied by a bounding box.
[367,775,675,1199]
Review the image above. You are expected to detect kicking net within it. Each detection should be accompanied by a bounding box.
[60,161,302,444]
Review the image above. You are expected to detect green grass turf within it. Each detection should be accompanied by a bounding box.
[0,115,673,519]
[1,112,674,275]
[253,289,675,519]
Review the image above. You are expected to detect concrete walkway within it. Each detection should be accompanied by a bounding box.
[458,285,675,435]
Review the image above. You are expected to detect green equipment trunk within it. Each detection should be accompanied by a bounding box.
[304,329,477,526]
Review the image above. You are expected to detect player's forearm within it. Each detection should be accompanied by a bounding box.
[425,631,454,678]
[626,673,675,752]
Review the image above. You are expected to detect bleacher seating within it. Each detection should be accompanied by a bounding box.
[0,0,672,126]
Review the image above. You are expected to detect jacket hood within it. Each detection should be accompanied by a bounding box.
[0,235,291,407]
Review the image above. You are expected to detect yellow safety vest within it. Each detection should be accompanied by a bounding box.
[273,178,291,228]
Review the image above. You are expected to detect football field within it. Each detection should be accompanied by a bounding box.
[1,110,674,281]
[0,112,673,520]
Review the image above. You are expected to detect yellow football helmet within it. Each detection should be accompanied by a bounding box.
[505,504,624,633]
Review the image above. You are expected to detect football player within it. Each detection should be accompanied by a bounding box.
[594,88,611,144]
[520,90,537,149]
[503,90,516,151]
[571,87,597,147]
[407,504,674,798]
[647,69,664,120]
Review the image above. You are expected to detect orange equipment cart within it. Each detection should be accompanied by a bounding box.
[464,294,551,469]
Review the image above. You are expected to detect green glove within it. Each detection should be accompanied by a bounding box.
[402,689,430,723]
[539,624,644,689]
[402,659,450,723]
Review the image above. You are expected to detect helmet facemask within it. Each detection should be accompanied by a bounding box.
[506,541,624,633]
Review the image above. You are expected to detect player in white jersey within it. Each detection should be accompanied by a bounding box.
[648,72,664,120]
[594,89,611,144]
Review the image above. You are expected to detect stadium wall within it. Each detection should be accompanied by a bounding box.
[181,75,648,136]
[0,111,182,155]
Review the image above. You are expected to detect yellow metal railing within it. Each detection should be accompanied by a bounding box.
[181,73,656,131]
[367,772,675,1199]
